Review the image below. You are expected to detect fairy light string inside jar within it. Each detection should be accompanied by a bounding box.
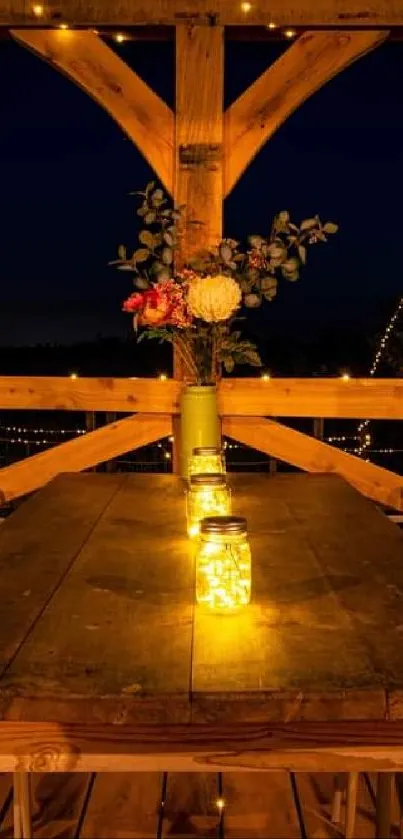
[196,516,252,609]
[189,446,226,476]
[186,474,231,538]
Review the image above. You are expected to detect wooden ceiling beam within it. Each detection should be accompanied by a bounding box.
[1,2,403,27]
[11,29,174,193]
[224,29,387,195]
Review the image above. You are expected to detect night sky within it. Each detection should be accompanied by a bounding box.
[0,35,402,348]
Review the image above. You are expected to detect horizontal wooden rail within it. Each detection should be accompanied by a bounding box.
[0,376,403,418]
[0,414,172,502]
[223,417,403,512]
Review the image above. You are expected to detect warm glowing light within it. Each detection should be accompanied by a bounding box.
[188,447,225,477]
[261,372,271,381]
[159,373,168,381]
[187,475,231,539]
[115,32,126,43]
[267,21,277,29]
[59,22,69,29]
[164,451,171,460]
[241,1,252,11]
[32,4,44,16]
[196,517,251,609]
[168,435,174,443]
[91,28,99,34]
[284,28,296,38]
[341,372,350,381]
[216,799,225,810]
[70,372,78,380]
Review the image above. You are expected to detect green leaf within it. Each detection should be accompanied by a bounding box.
[145,211,156,224]
[261,277,278,293]
[277,211,290,224]
[118,244,127,260]
[163,231,174,247]
[133,248,150,263]
[248,234,265,249]
[300,218,317,231]
[162,247,173,265]
[219,243,233,263]
[151,188,164,205]
[138,230,155,248]
[135,276,149,289]
[298,244,307,264]
[244,350,262,367]
[323,222,339,234]
[223,356,235,373]
[263,289,277,301]
[145,181,156,195]
[244,293,262,308]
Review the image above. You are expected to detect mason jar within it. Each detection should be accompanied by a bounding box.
[186,474,231,538]
[196,516,251,609]
[188,446,226,477]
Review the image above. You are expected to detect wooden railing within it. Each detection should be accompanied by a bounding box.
[0,376,402,511]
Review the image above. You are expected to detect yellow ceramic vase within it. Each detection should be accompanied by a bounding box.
[179,385,221,479]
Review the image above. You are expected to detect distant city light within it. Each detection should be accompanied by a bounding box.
[159,373,168,381]
[341,372,350,381]
[267,21,277,29]
[70,372,78,380]
[284,28,296,38]
[32,4,44,16]
[261,372,271,381]
[115,33,126,43]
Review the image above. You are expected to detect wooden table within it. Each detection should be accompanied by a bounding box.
[1,472,403,774]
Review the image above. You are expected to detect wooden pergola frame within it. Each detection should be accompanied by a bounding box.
[0,2,400,510]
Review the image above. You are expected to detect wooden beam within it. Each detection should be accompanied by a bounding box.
[1,721,403,773]
[224,29,386,194]
[0,413,172,501]
[0,376,181,412]
[223,417,403,511]
[1,376,403,417]
[219,377,403,419]
[175,24,224,261]
[1,2,402,27]
[11,29,174,193]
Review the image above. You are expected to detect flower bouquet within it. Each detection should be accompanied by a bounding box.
[113,182,337,474]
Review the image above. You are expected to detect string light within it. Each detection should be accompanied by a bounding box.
[357,296,403,456]
[58,22,69,29]
[267,21,277,29]
[341,372,351,381]
[114,33,126,43]
[240,1,252,12]
[261,372,271,381]
[284,28,296,38]
[216,798,225,811]
[70,372,78,379]
[32,3,44,16]
[159,373,168,381]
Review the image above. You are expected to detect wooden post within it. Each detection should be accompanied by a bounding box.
[173,24,224,469]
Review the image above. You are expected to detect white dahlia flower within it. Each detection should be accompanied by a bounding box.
[187,274,241,323]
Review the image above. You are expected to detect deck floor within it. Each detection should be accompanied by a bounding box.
[0,772,401,838]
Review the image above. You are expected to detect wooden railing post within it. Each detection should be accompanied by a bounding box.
[173,24,224,471]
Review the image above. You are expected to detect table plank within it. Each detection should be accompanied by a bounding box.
[0,474,193,724]
[0,473,124,674]
[192,474,403,722]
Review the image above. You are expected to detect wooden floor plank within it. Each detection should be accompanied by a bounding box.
[0,475,194,724]
[162,774,217,837]
[81,773,161,838]
[224,773,300,838]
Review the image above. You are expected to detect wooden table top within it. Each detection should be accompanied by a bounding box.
[1,471,403,728]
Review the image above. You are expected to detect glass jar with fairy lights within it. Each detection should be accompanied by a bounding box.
[196,516,251,609]
[186,474,231,538]
[188,446,226,477]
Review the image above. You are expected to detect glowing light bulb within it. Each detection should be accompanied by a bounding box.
[159,373,168,381]
[216,798,225,810]
[115,32,126,43]
[267,21,277,29]
[70,372,78,380]
[241,1,252,12]
[341,372,350,381]
[261,373,271,381]
[284,28,296,38]
[59,22,69,29]
[32,3,44,16]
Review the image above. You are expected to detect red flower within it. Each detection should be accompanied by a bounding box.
[122,279,194,330]
[122,293,144,312]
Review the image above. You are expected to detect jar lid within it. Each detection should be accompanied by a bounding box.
[201,516,247,535]
[192,446,222,456]
[190,473,227,487]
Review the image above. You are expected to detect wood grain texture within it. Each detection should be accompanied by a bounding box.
[0,376,181,413]
[1,1,402,27]
[193,473,403,722]
[11,30,174,193]
[0,475,193,725]
[0,414,172,501]
[2,721,403,772]
[224,30,386,194]
[175,25,224,261]
[1,376,403,418]
[223,417,403,511]
[0,473,123,673]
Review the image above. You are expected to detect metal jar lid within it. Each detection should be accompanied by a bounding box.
[190,473,227,488]
[200,516,247,536]
[192,446,222,456]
